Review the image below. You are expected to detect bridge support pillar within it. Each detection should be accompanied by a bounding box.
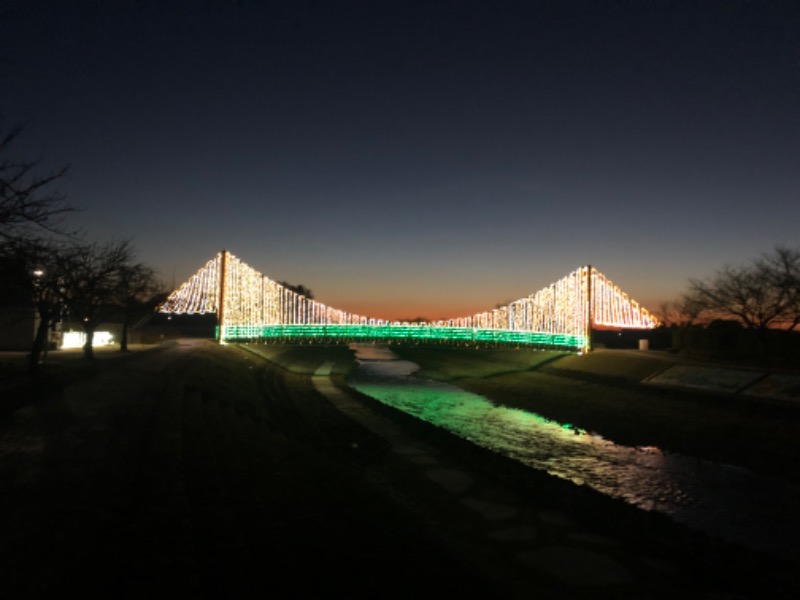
[585,264,593,352]
[217,249,228,343]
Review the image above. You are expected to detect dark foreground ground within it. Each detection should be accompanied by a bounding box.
[0,340,798,599]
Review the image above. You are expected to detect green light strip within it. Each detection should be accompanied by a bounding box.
[219,324,587,349]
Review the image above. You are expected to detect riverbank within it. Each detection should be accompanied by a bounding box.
[392,346,800,483]
[0,341,798,598]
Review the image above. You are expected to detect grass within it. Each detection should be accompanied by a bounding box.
[0,342,177,415]
[391,346,568,380]
[234,341,357,374]
[393,346,800,482]
[1,339,505,598]
[553,350,675,382]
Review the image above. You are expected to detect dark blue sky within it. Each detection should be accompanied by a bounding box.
[3,0,799,319]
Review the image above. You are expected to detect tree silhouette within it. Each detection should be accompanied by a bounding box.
[115,262,161,352]
[687,246,800,332]
[0,126,72,242]
[0,127,74,374]
[55,240,137,359]
[0,239,66,371]
[279,281,314,299]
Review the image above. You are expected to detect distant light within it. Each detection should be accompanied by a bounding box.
[61,331,114,349]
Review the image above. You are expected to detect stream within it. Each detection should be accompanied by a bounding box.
[347,345,800,562]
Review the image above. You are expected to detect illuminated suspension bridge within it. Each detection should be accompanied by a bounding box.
[158,251,659,351]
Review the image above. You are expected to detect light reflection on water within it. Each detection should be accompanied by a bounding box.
[348,346,800,562]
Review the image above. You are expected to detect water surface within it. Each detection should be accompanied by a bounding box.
[348,345,800,562]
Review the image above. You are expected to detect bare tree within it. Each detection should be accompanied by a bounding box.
[115,262,161,352]
[0,238,67,372]
[656,295,704,328]
[55,240,135,359]
[0,126,72,241]
[687,246,800,332]
[278,281,314,299]
[656,295,706,351]
[757,246,800,331]
[0,127,75,373]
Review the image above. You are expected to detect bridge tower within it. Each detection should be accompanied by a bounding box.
[217,249,229,342]
[585,264,593,353]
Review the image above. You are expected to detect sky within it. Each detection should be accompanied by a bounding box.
[2,0,799,320]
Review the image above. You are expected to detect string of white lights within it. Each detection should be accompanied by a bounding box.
[158,253,659,343]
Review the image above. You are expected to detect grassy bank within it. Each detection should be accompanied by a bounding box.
[389,346,568,380]
[0,340,502,598]
[392,346,800,482]
[235,341,356,374]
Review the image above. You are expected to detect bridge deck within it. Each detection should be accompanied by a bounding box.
[221,324,588,349]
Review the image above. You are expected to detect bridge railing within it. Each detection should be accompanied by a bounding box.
[221,324,588,350]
